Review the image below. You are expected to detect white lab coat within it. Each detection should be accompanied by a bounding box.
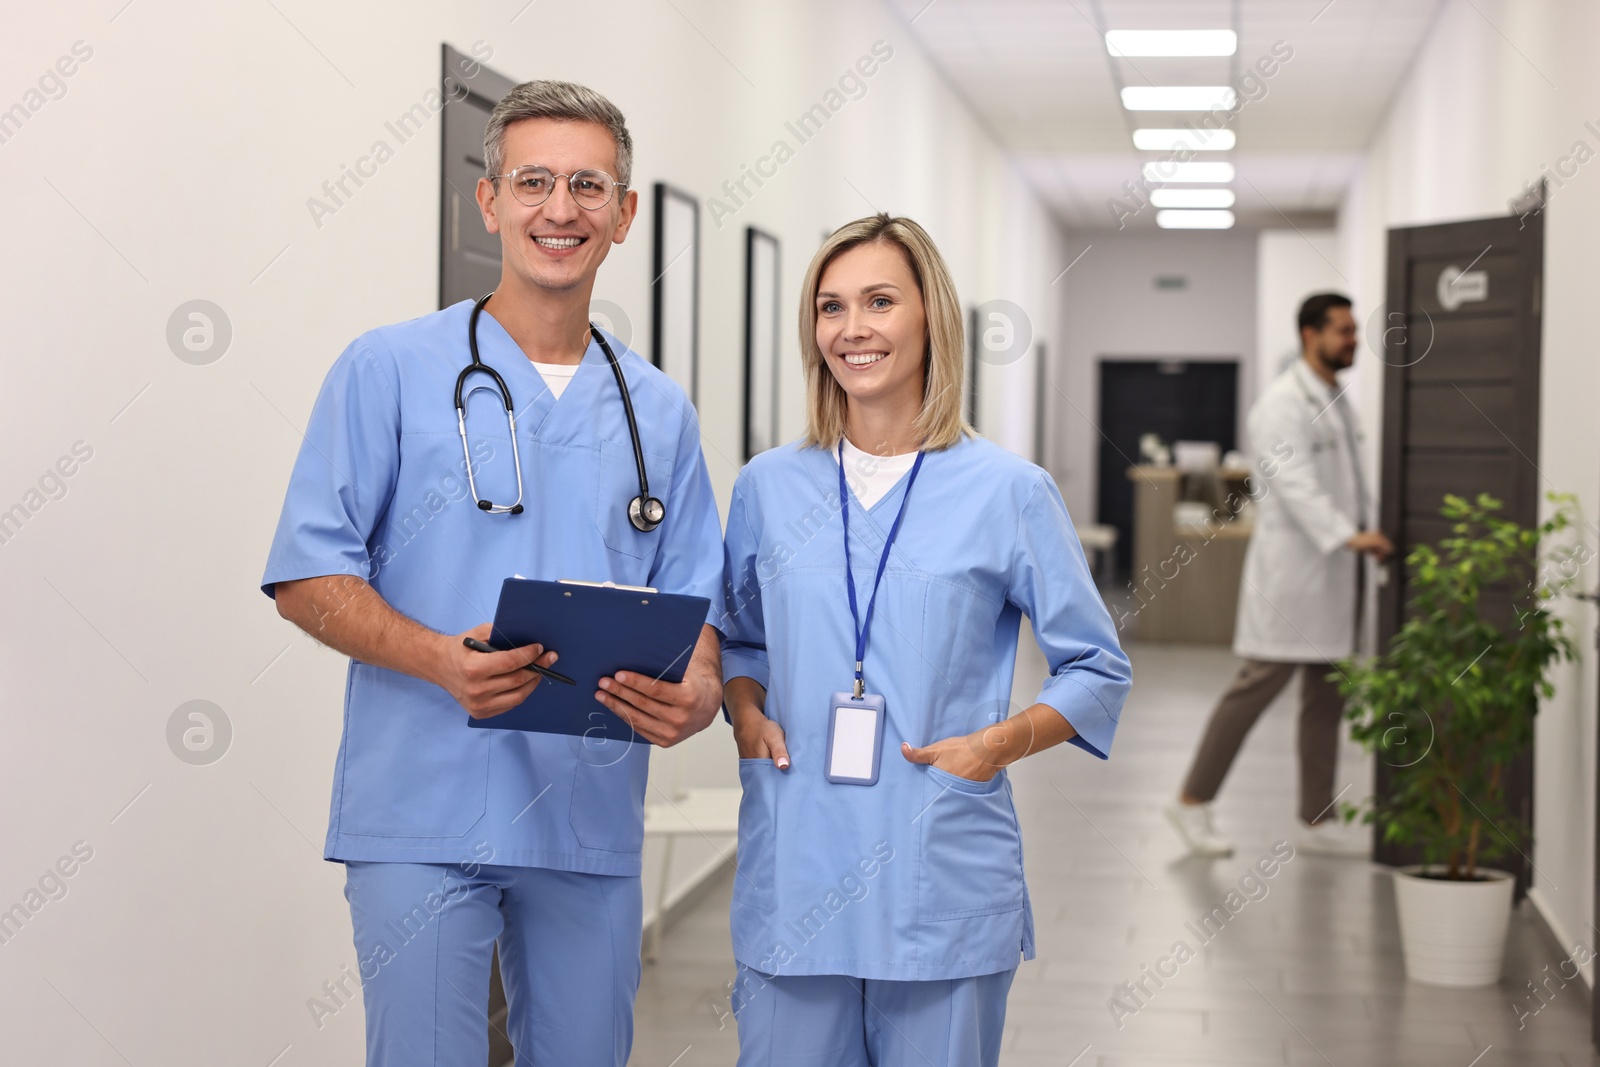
[1233,359,1368,662]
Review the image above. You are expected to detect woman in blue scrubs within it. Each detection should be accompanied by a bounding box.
[719,214,1132,1066]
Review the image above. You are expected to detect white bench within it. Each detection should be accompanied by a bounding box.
[641,782,741,961]
[1075,522,1119,584]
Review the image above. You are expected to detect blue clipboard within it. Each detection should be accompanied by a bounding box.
[467,578,710,743]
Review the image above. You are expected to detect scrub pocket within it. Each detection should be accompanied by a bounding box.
[568,743,648,853]
[734,758,780,915]
[340,664,488,838]
[593,439,675,560]
[918,767,1025,922]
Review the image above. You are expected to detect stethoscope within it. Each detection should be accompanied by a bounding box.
[455,292,665,532]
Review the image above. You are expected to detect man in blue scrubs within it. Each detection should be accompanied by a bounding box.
[261,81,724,1065]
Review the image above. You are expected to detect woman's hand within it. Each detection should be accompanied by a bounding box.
[726,677,790,769]
[901,704,1081,783]
[736,713,791,768]
[900,734,1000,783]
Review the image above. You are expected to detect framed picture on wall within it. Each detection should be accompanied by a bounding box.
[744,227,782,459]
[1033,342,1048,466]
[651,182,700,401]
[437,44,516,309]
[966,305,980,432]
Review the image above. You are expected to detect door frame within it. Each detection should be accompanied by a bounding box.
[1093,356,1241,577]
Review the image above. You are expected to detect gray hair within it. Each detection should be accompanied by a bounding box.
[483,80,633,187]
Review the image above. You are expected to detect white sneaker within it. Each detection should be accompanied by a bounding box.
[1165,800,1233,856]
[1295,818,1369,857]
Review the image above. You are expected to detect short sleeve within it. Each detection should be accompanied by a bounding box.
[1008,475,1132,759]
[644,405,726,622]
[717,474,769,692]
[260,338,401,598]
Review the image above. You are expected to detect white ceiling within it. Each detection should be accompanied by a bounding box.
[887,0,1445,230]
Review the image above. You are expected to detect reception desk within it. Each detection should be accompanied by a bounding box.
[1125,465,1254,645]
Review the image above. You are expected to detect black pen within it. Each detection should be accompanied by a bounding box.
[462,636,577,685]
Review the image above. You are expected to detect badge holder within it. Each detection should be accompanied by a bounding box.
[828,441,923,788]
[826,689,887,785]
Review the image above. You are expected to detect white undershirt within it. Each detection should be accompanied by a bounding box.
[531,361,580,400]
[839,438,919,509]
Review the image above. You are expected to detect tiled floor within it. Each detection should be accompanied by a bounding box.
[629,641,1599,1066]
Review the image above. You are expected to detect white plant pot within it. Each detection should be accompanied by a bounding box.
[1392,865,1515,986]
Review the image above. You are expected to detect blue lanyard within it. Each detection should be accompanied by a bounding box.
[838,440,925,698]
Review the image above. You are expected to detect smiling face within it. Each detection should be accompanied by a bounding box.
[475,117,637,297]
[814,240,929,422]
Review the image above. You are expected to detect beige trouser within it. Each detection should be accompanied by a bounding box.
[1180,659,1345,825]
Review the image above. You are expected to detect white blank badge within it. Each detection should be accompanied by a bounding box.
[827,692,886,785]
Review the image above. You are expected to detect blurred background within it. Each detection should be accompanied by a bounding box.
[2,0,1598,1063]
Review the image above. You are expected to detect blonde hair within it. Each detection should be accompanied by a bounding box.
[799,214,971,452]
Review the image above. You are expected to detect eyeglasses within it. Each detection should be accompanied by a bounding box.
[491,165,627,210]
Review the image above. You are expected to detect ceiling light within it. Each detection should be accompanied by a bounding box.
[1121,86,1237,111]
[1106,30,1237,57]
[1133,128,1236,151]
[1142,161,1235,183]
[1157,210,1236,229]
[1150,188,1236,208]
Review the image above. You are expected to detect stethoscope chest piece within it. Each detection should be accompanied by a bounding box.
[630,494,666,533]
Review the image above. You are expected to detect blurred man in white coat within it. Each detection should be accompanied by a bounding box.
[1166,293,1392,856]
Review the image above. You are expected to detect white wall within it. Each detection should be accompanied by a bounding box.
[1342,0,1600,976]
[0,2,1065,1061]
[1051,229,1258,524]
[1255,229,1343,397]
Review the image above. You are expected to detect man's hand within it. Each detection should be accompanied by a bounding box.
[437,622,560,720]
[274,577,559,720]
[1346,529,1394,561]
[594,625,723,747]
[727,677,789,768]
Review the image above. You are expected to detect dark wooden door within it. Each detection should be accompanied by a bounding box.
[1374,212,1544,893]
[1096,359,1238,576]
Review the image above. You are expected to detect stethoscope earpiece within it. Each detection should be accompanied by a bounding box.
[458,292,664,532]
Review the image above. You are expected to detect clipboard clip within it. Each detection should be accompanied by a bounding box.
[557,579,659,594]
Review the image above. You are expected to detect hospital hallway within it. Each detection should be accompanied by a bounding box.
[13,0,1600,1063]
[627,638,1600,1067]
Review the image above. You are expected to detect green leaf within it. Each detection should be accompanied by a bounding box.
[1340,492,1581,858]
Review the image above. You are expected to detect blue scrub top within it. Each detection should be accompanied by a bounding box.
[261,300,724,876]
[720,436,1130,981]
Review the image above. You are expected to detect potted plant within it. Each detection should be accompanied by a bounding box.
[1338,492,1580,987]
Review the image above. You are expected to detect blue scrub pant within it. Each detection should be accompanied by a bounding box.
[730,963,1015,1066]
[344,860,641,1067]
